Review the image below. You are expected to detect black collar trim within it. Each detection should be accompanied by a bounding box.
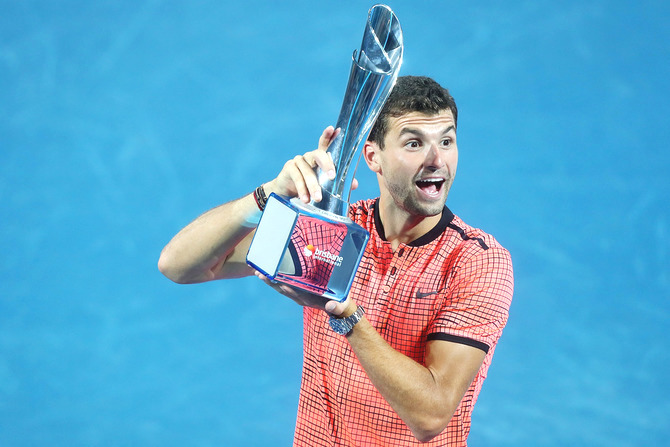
[372,199,455,247]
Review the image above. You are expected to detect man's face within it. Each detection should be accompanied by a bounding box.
[373,109,458,217]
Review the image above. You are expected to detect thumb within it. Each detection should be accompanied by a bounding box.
[325,299,355,317]
[324,300,339,314]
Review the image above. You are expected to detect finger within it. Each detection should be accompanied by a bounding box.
[318,126,336,151]
[254,270,300,296]
[324,299,352,316]
[285,155,313,203]
[277,284,306,304]
[254,270,277,288]
[255,270,303,301]
[293,155,322,202]
[311,150,336,180]
[351,177,359,191]
[330,127,341,144]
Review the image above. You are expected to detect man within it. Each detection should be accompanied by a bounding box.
[158,76,514,446]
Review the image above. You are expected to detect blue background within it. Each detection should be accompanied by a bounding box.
[1,0,668,445]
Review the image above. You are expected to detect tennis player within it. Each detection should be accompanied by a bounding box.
[159,76,514,446]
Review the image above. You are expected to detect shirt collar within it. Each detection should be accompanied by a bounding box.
[372,198,455,247]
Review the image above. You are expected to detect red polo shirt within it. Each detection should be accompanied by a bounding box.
[293,198,514,446]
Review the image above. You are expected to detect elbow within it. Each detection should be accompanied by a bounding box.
[410,413,453,443]
[157,251,191,284]
[413,425,448,444]
[157,249,216,284]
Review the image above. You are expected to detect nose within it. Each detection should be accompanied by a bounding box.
[424,143,445,170]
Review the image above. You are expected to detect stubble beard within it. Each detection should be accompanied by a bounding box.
[388,177,453,218]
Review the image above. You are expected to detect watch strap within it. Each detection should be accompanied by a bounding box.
[329,306,365,335]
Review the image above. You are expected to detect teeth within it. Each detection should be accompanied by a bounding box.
[417,179,442,183]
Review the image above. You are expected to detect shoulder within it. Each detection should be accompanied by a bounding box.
[434,215,514,322]
[439,214,514,289]
[445,214,510,257]
[348,198,377,225]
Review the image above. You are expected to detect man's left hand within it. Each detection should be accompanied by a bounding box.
[254,271,355,317]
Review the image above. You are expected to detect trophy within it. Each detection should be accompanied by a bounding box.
[246,4,403,301]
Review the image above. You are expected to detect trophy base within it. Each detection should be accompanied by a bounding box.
[246,193,370,302]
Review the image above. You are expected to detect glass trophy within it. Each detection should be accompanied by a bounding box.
[246,4,403,301]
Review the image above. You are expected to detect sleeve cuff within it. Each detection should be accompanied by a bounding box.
[426,333,490,354]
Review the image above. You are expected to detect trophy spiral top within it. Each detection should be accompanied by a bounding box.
[315,4,403,217]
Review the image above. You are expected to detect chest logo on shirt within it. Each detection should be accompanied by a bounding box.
[416,289,441,299]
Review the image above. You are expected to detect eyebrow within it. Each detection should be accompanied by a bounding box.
[398,125,456,138]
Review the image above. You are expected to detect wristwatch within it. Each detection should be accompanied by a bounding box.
[329,306,365,335]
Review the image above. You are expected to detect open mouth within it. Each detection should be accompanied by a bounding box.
[415,178,445,197]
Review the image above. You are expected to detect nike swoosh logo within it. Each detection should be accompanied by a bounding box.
[416,289,440,299]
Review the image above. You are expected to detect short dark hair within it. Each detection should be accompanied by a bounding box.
[368,76,458,147]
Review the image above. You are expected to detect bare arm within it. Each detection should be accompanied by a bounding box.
[158,127,339,284]
[345,307,485,442]
[157,193,260,283]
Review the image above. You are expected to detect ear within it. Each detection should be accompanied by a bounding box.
[363,141,382,174]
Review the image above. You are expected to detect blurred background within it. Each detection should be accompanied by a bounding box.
[1,0,668,445]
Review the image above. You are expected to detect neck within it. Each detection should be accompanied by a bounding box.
[377,198,443,251]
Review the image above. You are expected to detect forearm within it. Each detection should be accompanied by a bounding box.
[158,192,260,284]
[158,126,340,284]
[346,319,457,442]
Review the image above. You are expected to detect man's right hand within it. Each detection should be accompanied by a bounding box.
[264,126,339,204]
[158,126,349,284]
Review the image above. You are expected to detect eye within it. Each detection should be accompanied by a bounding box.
[442,138,452,147]
[405,140,421,150]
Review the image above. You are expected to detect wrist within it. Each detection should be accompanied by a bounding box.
[329,305,365,336]
[263,179,281,198]
[339,301,358,318]
[252,184,268,211]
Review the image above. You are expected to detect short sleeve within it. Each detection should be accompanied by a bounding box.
[427,242,514,353]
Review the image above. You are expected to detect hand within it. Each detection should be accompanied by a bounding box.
[265,126,358,203]
[254,270,355,317]
[266,126,338,203]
